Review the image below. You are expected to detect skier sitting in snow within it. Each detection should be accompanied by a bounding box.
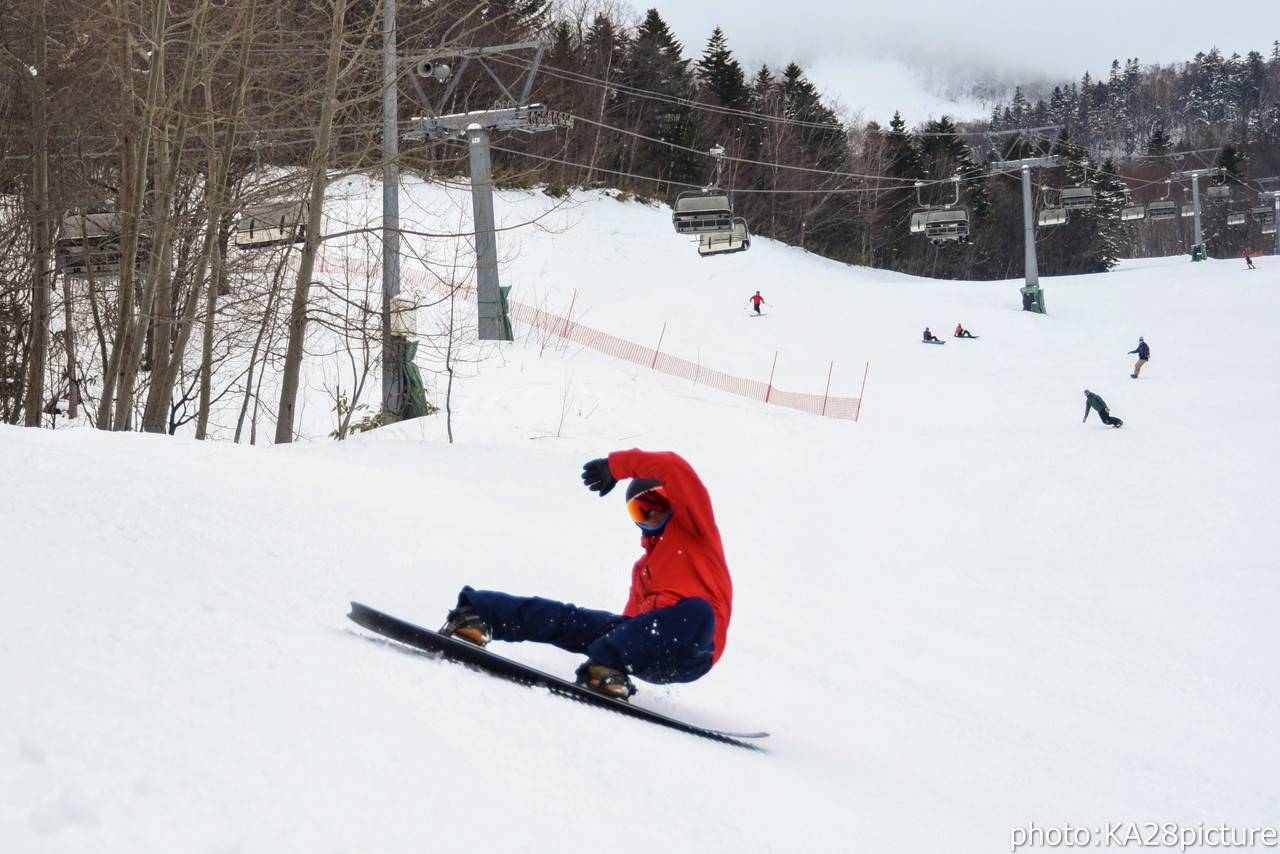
[441,449,733,701]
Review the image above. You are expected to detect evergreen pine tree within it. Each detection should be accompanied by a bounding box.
[617,9,699,188]
[869,112,925,270]
[695,28,752,111]
[1147,124,1172,155]
[773,63,856,257]
[578,14,630,182]
[1049,140,1120,274]
[693,27,758,168]
[917,117,992,278]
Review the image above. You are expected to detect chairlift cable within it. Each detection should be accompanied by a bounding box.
[488,53,1012,139]
[562,114,942,187]
[488,142,906,196]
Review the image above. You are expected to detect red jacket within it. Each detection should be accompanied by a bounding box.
[608,449,733,665]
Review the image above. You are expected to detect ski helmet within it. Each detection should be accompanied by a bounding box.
[625,478,670,533]
[626,478,663,501]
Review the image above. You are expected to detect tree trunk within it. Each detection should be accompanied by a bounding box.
[99,0,168,431]
[275,0,350,444]
[22,0,50,428]
[144,0,241,434]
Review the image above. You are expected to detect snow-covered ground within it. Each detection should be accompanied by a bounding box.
[4,182,1278,854]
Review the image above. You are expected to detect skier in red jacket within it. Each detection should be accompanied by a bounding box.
[441,449,733,700]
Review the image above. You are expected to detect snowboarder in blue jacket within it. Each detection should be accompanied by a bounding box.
[1128,337,1150,378]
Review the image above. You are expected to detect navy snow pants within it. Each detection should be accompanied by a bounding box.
[456,586,715,684]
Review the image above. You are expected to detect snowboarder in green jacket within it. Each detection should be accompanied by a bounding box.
[1083,390,1123,427]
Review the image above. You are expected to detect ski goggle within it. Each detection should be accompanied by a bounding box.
[626,486,671,525]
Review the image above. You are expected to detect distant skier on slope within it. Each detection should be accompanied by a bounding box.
[1245,252,1256,270]
[1083,389,1123,427]
[748,291,767,315]
[440,449,733,701]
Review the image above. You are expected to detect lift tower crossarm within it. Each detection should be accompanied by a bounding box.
[404,41,562,141]
[987,155,1059,174]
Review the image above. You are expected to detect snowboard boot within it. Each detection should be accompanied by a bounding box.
[1130,373,1138,379]
[441,604,491,646]
[575,660,636,700]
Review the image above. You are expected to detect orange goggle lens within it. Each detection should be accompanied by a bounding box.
[626,486,670,524]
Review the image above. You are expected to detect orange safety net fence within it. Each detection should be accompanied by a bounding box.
[308,253,863,421]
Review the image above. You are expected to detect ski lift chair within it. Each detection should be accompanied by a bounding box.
[1146,200,1178,220]
[1207,184,1232,200]
[697,218,751,257]
[235,200,308,249]
[922,208,970,240]
[1037,207,1068,227]
[1120,204,1147,222]
[1251,206,1276,225]
[1181,204,1196,218]
[58,248,124,277]
[56,210,126,276]
[1059,186,1095,209]
[672,190,734,235]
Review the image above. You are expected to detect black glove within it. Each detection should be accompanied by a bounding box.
[581,458,617,497]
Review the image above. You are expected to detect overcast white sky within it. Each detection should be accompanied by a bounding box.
[650,2,1280,125]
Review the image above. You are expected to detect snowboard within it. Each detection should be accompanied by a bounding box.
[953,335,980,339]
[347,602,768,749]
[922,339,945,344]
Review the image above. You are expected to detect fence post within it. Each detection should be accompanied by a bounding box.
[765,351,778,403]
[822,361,833,416]
[650,322,667,369]
[560,289,577,338]
[855,362,869,421]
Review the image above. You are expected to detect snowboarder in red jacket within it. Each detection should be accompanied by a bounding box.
[441,449,733,700]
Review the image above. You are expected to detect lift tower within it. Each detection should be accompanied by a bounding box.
[403,41,570,341]
[987,127,1063,314]
[1253,178,1280,257]
[1169,167,1223,261]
